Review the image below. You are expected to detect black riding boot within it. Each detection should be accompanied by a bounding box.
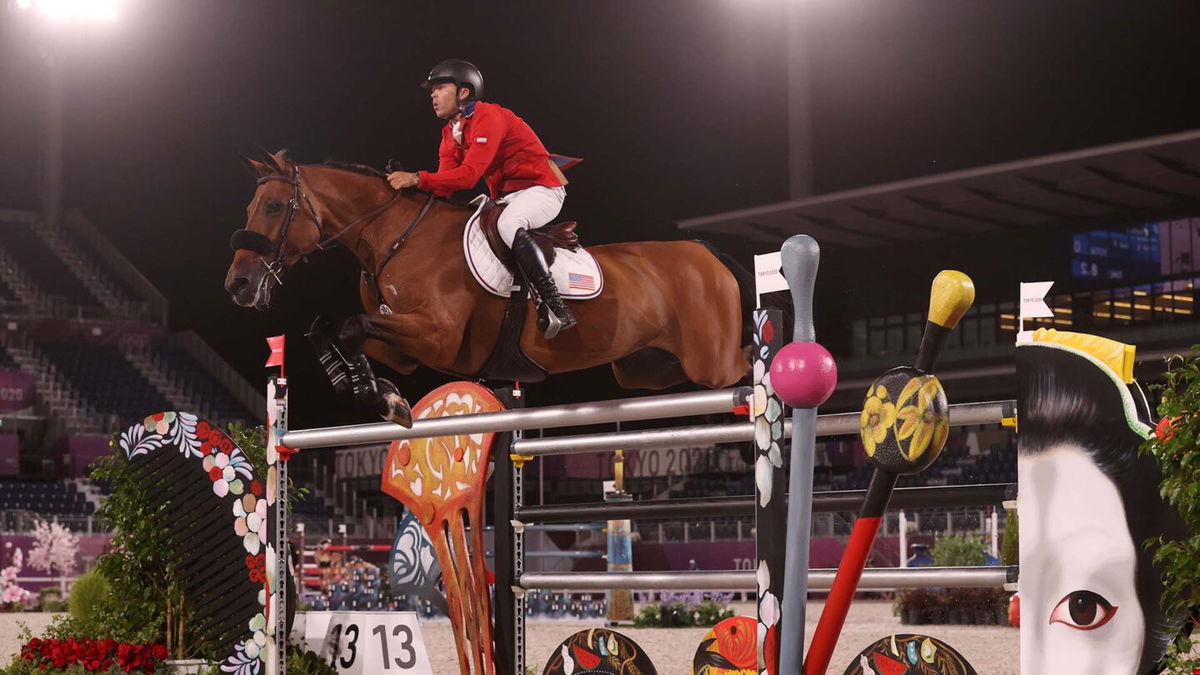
[511,229,576,339]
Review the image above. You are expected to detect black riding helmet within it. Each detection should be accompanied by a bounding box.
[419,59,484,101]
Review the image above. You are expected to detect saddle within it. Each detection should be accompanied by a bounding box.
[476,198,581,274]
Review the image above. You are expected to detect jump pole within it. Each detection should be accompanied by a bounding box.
[264,335,292,675]
[282,387,751,449]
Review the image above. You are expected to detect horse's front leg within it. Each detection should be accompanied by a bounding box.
[304,313,416,427]
[339,310,466,427]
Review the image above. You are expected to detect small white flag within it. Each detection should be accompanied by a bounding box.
[754,251,786,306]
[1020,281,1055,319]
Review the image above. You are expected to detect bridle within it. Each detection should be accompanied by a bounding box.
[229,165,429,302]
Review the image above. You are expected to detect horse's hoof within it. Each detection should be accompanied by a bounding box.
[377,377,412,428]
[383,393,413,428]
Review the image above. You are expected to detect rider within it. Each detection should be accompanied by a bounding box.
[387,59,576,339]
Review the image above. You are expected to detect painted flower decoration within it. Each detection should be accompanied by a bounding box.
[860,385,897,457]
[894,376,948,462]
[712,616,756,668]
[233,494,267,555]
[203,450,244,497]
[248,613,266,652]
[143,412,176,435]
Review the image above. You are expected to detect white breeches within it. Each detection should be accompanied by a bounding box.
[497,185,566,247]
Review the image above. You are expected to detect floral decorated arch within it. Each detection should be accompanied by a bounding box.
[120,412,276,673]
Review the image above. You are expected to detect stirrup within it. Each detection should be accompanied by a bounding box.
[541,308,565,340]
[536,303,576,340]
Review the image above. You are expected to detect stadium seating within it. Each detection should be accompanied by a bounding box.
[156,345,256,424]
[0,222,101,310]
[0,478,94,515]
[38,342,171,429]
[0,275,19,304]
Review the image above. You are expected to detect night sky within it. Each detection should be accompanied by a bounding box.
[1,1,1197,428]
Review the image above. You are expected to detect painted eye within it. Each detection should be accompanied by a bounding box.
[265,200,283,216]
[1049,590,1118,630]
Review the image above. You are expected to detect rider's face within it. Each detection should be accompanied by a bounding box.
[430,82,467,119]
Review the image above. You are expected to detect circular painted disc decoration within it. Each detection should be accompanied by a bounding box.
[842,634,977,675]
[691,616,756,674]
[860,370,949,475]
[542,628,657,675]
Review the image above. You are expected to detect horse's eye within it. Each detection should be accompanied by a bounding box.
[265,200,284,216]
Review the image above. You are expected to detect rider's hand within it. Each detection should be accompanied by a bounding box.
[388,171,419,190]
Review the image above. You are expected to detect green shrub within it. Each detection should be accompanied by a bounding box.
[930,534,985,567]
[633,603,662,628]
[286,645,337,674]
[631,592,734,628]
[37,587,65,613]
[695,599,734,626]
[67,570,109,636]
[999,509,1018,566]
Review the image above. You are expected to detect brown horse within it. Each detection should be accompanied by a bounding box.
[224,151,748,419]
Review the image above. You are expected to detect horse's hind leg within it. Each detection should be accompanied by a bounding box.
[669,305,750,390]
[611,348,689,390]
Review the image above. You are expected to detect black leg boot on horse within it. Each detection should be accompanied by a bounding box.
[511,229,576,339]
[307,316,353,397]
[308,315,414,428]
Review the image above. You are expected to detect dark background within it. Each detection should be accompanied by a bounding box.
[1,0,1197,426]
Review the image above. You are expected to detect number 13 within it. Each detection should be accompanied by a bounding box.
[373,624,416,669]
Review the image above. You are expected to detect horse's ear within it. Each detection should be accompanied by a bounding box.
[264,148,293,174]
[255,147,289,174]
[239,154,272,178]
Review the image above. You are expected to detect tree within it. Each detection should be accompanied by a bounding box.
[1143,344,1200,674]
[1,545,34,610]
[27,520,80,578]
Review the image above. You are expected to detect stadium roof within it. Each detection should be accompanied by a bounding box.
[678,129,1200,247]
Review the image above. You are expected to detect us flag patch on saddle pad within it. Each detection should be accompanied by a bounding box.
[567,272,596,292]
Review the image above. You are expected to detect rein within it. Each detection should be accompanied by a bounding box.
[361,192,436,314]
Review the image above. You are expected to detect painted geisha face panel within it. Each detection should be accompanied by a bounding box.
[1019,444,1144,674]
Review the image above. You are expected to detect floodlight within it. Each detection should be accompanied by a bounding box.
[14,0,120,22]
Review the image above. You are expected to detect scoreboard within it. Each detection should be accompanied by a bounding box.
[1072,218,1200,282]
[1071,224,1161,281]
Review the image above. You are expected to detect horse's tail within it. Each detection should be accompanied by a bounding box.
[693,240,794,348]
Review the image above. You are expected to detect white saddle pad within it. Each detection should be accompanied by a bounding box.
[462,198,604,300]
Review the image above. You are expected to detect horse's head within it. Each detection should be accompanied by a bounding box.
[224,150,323,310]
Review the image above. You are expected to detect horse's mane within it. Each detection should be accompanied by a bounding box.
[278,156,470,209]
[320,160,388,178]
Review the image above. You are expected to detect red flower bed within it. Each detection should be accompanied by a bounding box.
[20,637,168,673]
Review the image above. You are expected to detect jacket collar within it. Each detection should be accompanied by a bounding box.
[450,100,477,125]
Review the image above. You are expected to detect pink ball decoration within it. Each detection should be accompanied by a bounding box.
[771,341,837,408]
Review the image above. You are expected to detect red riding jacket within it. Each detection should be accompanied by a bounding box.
[416,101,564,199]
